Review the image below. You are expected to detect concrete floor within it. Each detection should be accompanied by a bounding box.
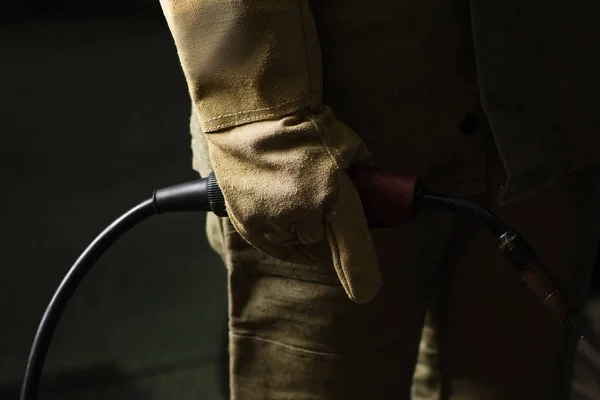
[0,11,228,400]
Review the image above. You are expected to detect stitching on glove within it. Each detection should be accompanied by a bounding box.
[200,96,306,123]
[305,111,345,217]
[306,110,355,298]
[311,112,344,167]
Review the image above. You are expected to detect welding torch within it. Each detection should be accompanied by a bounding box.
[20,165,582,400]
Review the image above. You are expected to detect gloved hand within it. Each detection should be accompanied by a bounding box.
[206,105,382,303]
[159,0,382,303]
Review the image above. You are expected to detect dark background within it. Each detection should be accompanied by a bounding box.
[1,2,228,399]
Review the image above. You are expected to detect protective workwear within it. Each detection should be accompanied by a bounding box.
[204,107,381,303]
[160,1,382,303]
[159,0,600,398]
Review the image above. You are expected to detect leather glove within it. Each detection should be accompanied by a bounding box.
[160,0,382,303]
[206,106,381,302]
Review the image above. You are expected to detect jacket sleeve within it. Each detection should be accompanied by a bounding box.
[159,0,324,133]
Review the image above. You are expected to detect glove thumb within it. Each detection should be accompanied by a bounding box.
[325,171,383,303]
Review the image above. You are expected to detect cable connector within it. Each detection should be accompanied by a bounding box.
[153,171,227,216]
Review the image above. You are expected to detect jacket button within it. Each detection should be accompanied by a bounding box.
[460,113,479,136]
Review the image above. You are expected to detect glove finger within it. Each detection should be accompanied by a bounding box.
[325,171,383,304]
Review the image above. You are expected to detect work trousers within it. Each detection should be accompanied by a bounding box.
[199,124,600,399]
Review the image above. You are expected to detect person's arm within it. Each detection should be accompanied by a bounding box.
[159,0,381,303]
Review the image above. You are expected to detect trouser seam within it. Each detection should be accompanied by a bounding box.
[231,323,422,358]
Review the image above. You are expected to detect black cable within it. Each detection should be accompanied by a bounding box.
[20,169,579,399]
[416,188,510,236]
[17,173,512,400]
[20,172,226,400]
[20,198,156,400]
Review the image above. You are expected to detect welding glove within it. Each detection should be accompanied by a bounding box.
[160,0,382,303]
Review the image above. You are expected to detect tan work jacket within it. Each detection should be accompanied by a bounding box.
[161,0,600,204]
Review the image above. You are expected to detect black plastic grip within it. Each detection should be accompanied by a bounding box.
[207,172,227,217]
[153,171,226,216]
